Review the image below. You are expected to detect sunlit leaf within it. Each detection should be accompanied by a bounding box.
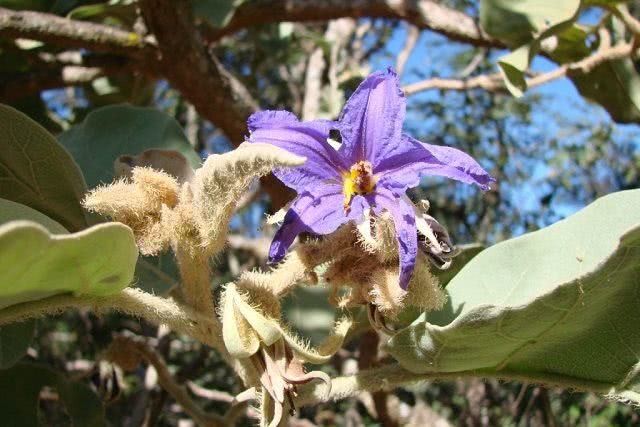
[0,104,87,231]
[0,220,137,309]
[497,44,533,97]
[480,0,581,47]
[480,0,581,96]
[388,190,640,405]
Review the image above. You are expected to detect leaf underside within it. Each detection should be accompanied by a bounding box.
[0,220,138,309]
[388,190,640,405]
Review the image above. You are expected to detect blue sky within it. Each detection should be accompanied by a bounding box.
[371,23,639,235]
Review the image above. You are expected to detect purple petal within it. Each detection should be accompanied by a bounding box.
[269,185,365,262]
[376,134,495,193]
[248,110,347,192]
[368,189,417,290]
[247,110,298,131]
[338,68,406,167]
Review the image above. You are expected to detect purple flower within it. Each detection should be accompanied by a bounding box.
[248,68,494,290]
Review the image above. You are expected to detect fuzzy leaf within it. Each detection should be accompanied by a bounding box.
[58,105,201,189]
[192,142,305,255]
[0,221,138,309]
[435,243,485,287]
[388,190,640,404]
[0,363,105,427]
[0,104,87,231]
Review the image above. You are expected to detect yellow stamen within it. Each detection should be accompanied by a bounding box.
[343,161,376,211]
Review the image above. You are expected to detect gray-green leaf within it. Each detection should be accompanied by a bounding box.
[0,104,87,231]
[58,104,201,189]
[388,190,640,405]
[0,198,67,234]
[0,220,138,309]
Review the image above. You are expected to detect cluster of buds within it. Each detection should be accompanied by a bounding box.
[221,283,351,426]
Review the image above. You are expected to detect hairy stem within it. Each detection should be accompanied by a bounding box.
[294,364,617,407]
[0,288,224,350]
[0,287,259,388]
[176,248,216,315]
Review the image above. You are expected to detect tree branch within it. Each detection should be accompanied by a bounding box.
[0,287,225,352]
[204,0,502,48]
[403,42,638,96]
[138,0,292,208]
[115,334,226,427]
[0,7,154,57]
[396,24,420,77]
[0,56,145,102]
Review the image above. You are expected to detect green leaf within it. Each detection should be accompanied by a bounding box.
[0,198,67,234]
[436,243,485,287]
[58,104,201,189]
[0,104,88,231]
[388,190,640,404]
[67,0,137,26]
[0,220,137,309]
[480,0,581,47]
[480,0,581,96]
[0,320,35,369]
[497,44,533,97]
[0,362,105,427]
[550,25,640,123]
[193,0,247,28]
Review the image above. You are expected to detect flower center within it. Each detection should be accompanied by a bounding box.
[343,160,376,211]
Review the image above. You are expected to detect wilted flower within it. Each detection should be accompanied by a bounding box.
[248,68,494,290]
